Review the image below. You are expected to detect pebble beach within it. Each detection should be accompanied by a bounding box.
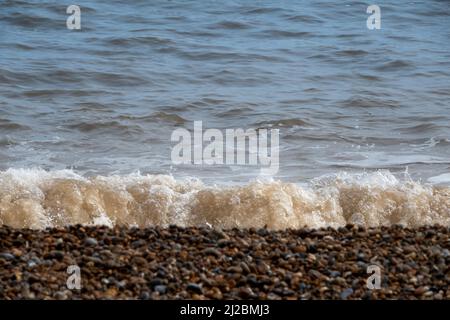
[1,0,449,303]
[1,224,449,300]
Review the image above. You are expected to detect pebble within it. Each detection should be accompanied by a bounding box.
[154,285,167,294]
[0,225,448,300]
[84,237,98,246]
[202,248,221,258]
[414,286,429,296]
[240,262,251,274]
[149,278,164,287]
[55,238,64,248]
[0,253,15,260]
[45,250,64,260]
[54,291,68,300]
[340,288,354,299]
[186,283,203,294]
[329,271,341,277]
[217,239,232,247]
[11,248,22,257]
[140,291,150,300]
[227,266,242,274]
[308,270,323,279]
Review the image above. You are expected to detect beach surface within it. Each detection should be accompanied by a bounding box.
[1,224,448,300]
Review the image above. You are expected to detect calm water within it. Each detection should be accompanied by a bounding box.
[0,1,449,228]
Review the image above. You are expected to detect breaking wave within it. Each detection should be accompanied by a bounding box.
[0,169,448,230]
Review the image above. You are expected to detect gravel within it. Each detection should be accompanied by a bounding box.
[0,224,449,299]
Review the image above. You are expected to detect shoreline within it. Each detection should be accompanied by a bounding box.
[0,224,449,299]
[1,169,449,230]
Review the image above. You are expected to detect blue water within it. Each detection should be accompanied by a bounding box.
[1,0,449,183]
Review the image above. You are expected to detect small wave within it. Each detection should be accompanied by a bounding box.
[356,73,382,81]
[335,50,368,57]
[176,51,286,63]
[65,121,144,134]
[341,96,400,109]
[72,102,113,113]
[114,111,187,125]
[375,60,414,72]
[90,72,148,87]
[105,36,174,47]
[259,30,312,38]
[254,118,312,129]
[0,169,448,230]
[13,43,35,51]
[428,173,450,185]
[410,137,450,150]
[0,119,29,131]
[397,123,443,134]
[243,7,284,15]
[215,107,254,117]
[174,30,220,38]
[23,89,111,98]
[1,12,58,29]
[210,21,251,30]
[283,14,322,24]
[148,111,187,125]
[0,136,18,147]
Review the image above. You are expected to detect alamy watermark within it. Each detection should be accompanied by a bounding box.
[367,5,381,30]
[65,5,379,31]
[66,5,81,30]
[366,264,382,289]
[171,121,279,176]
[66,265,81,290]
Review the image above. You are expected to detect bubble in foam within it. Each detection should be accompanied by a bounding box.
[0,168,448,229]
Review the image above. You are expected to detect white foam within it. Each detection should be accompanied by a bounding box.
[0,168,448,229]
[428,173,450,185]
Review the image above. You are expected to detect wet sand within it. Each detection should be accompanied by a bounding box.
[0,224,449,299]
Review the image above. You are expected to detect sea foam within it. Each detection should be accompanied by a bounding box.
[0,168,448,229]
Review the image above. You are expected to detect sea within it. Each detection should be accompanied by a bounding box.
[0,0,449,229]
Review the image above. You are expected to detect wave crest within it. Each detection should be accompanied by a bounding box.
[0,169,448,229]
